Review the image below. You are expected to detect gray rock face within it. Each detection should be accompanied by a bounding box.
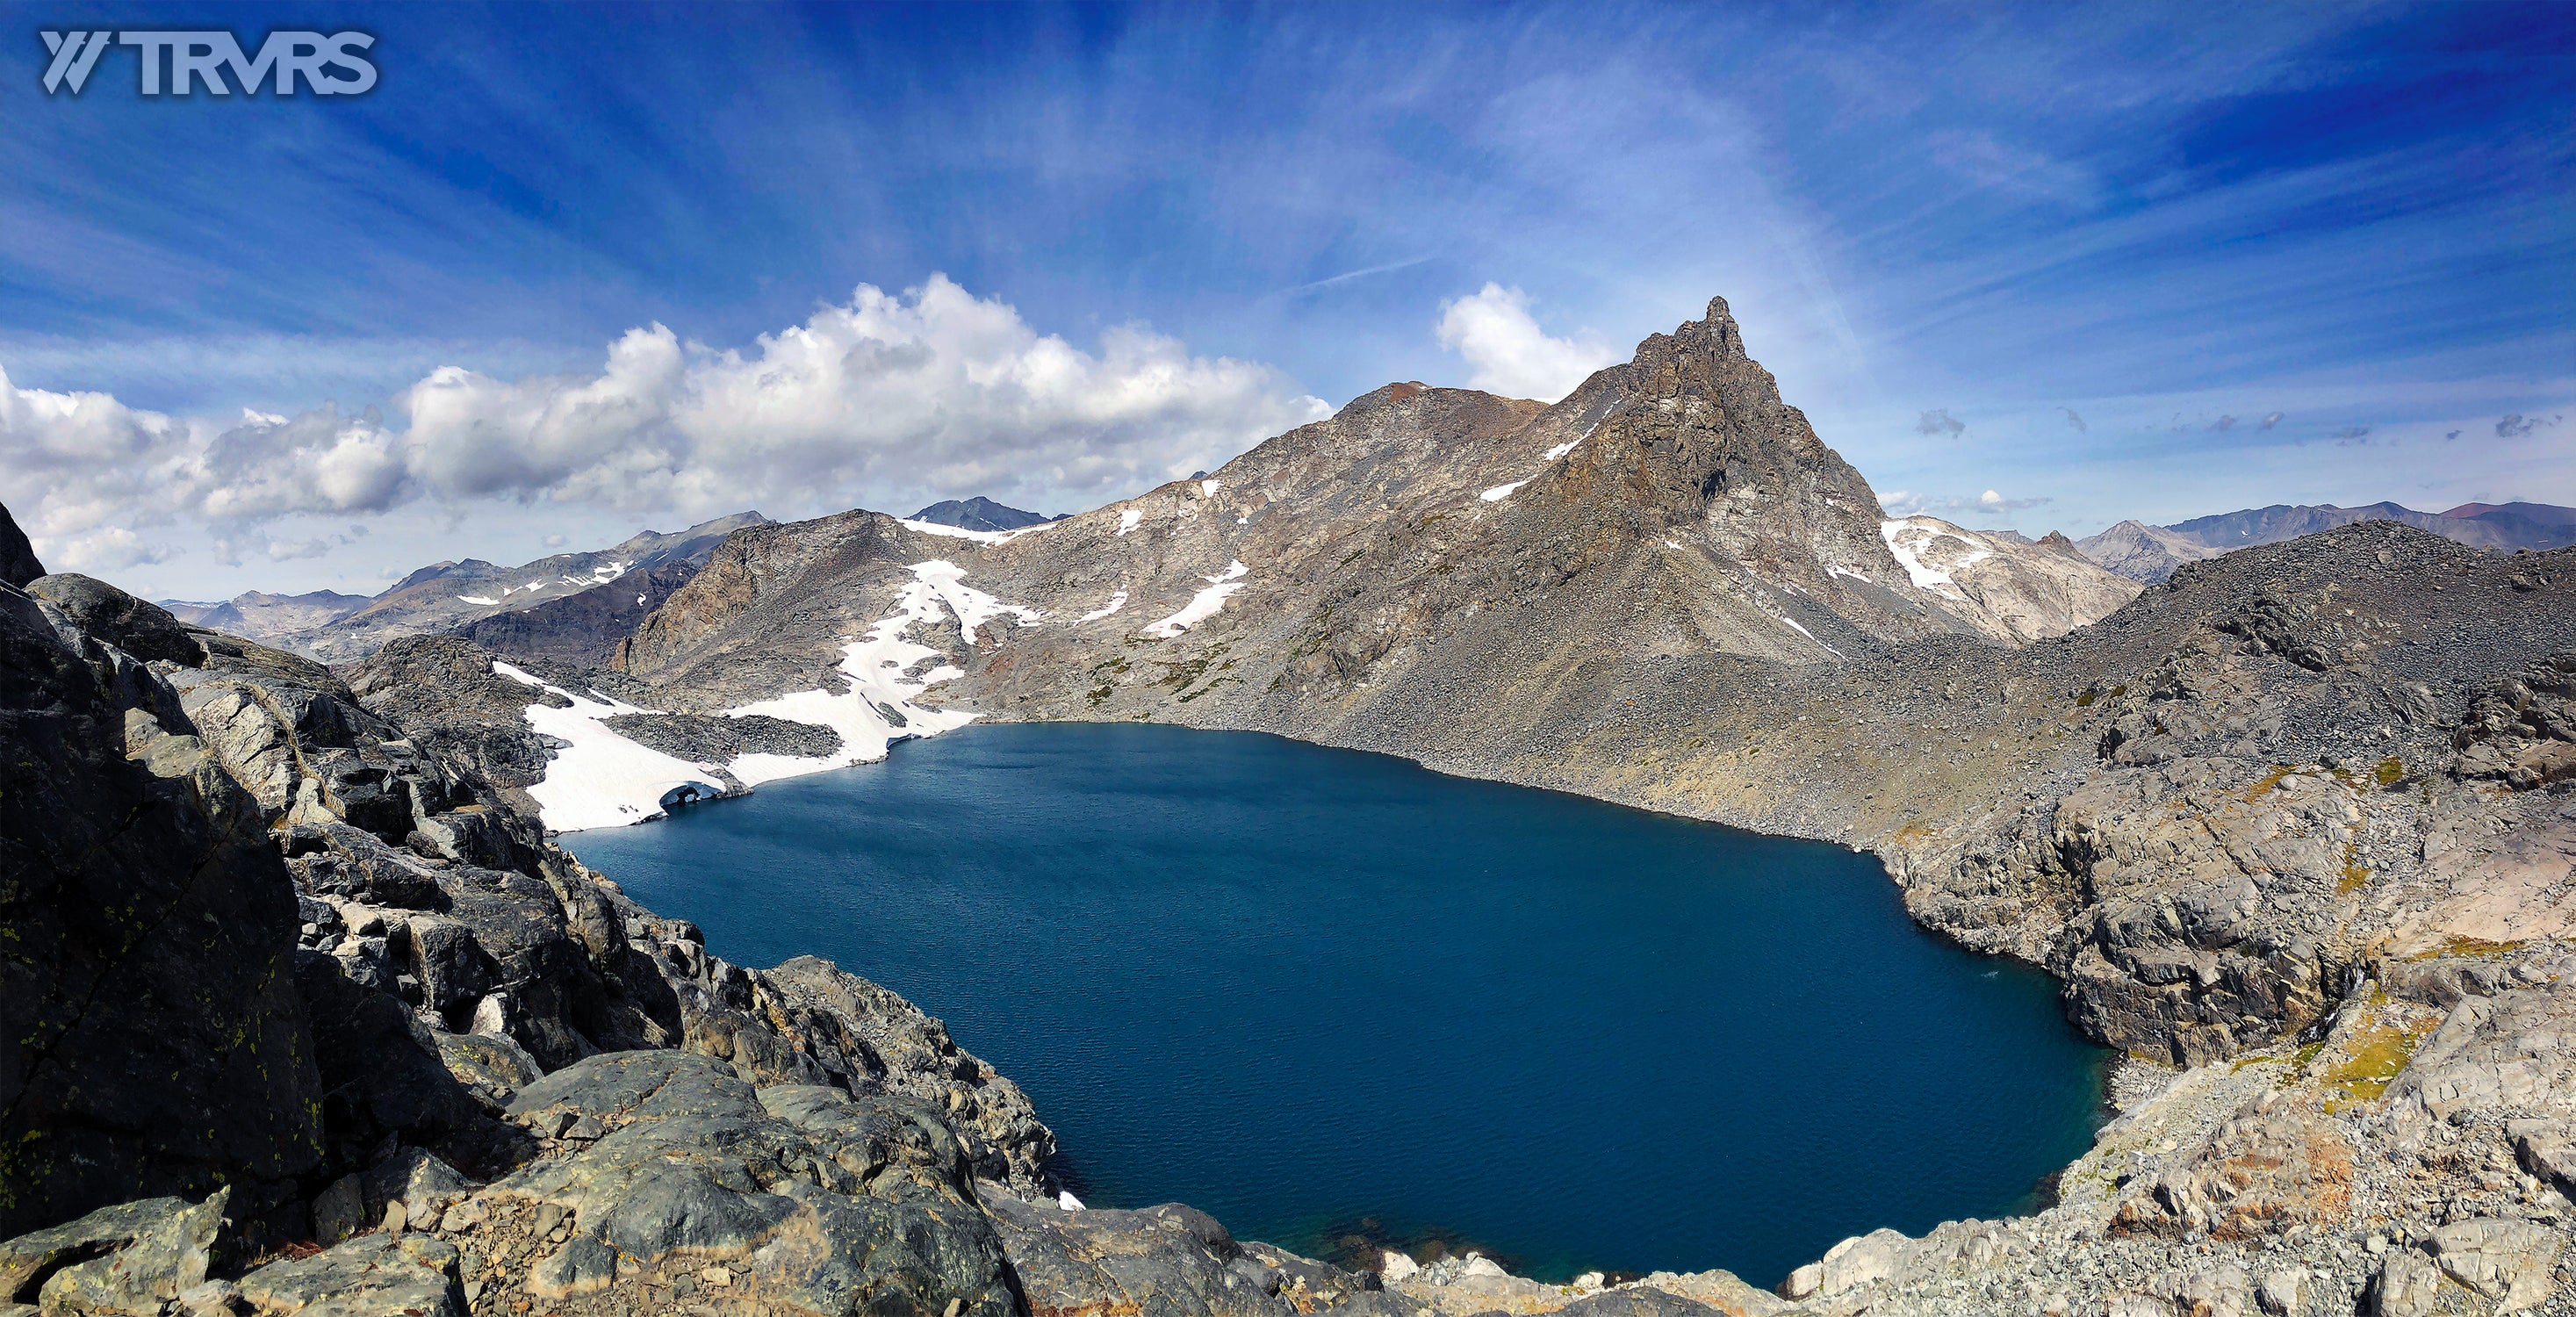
[0,582,321,1237]
[236,1229,468,1317]
[601,709,841,762]
[0,1191,223,1312]
[273,511,769,663]
[452,559,702,671]
[985,1189,1386,1317]
[0,500,45,588]
[472,1050,1018,1317]
[25,573,206,666]
[342,635,566,802]
[3,573,1105,1313]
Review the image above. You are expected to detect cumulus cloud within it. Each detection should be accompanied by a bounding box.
[396,277,1323,516]
[1916,407,1967,438]
[1880,488,2049,518]
[2498,414,2536,437]
[2258,412,2285,429]
[0,276,1328,572]
[0,364,201,569]
[1435,284,1619,403]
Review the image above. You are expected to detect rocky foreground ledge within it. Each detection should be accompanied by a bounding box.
[8,486,2576,1317]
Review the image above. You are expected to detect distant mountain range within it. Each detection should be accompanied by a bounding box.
[2076,500,2576,581]
[910,497,1063,531]
[159,490,2574,664]
[160,588,372,637]
[159,512,769,662]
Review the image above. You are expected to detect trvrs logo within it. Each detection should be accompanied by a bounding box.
[39,30,377,97]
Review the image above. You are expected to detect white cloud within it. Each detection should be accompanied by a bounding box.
[1435,284,1619,403]
[0,276,1328,573]
[0,364,200,569]
[394,276,1323,516]
[1880,488,2051,521]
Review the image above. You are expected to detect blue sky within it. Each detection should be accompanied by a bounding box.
[2,1,2569,598]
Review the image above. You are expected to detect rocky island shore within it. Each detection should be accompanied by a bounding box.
[5,296,2573,1317]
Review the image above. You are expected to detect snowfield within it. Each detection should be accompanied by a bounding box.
[1880,518,1993,598]
[1078,590,1129,622]
[1141,561,1248,638]
[503,558,1040,831]
[494,664,729,832]
[905,559,1042,644]
[896,517,1054,545]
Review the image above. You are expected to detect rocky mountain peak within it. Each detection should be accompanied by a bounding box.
[1501,300,1901,618]
[0,499,45,587]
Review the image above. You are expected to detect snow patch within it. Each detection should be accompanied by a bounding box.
[1480,480,1529,502]
[719,561,1009,783]
[457,594,499,606]
[1078,591,1128,622]
[494,664,729,833]
[1774,614,1846,659]
[907,559,1041,644]
[1141,562,1248,638]
[505,558,1048,831]
[1829,566,1872,585]
[1880,518,1993,598]
[1199,479,1221,497]
[897,518,1054,545]
[1116,508,1142,536]
[1543,440,1580,461]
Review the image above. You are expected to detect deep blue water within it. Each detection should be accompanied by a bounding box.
[568,723,2106,1286]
